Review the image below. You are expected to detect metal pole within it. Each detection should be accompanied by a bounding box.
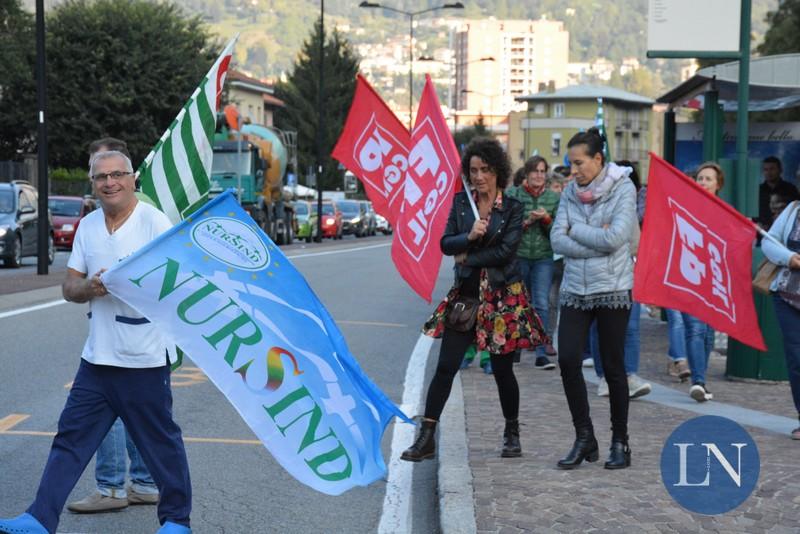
[236,129,242,203]
[35,0,48,275]
[315,0,325,242]
[735,0,751,213]
[408,14,414,130]
[702,87,720,162]
[663,109,676,165]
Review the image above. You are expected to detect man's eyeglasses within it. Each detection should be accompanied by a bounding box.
[91,171,133,183]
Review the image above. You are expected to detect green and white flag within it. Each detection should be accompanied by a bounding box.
[595,97,610,161]
[138,36,238,224]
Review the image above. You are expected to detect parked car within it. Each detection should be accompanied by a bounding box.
[0,180,55,267]
[375,213,392,235]
[337,199,368,237]
[293,200,313,242]
[309,201,343,240]
[360,201,377,236]
[49,195,96,249]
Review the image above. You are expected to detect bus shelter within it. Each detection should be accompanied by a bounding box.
[657,54,800,380]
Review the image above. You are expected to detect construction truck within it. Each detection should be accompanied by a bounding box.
[210,118,298,245]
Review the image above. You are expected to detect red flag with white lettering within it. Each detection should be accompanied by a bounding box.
[634,153,765,350]
[331,75,409,222]
[391,76,461,302]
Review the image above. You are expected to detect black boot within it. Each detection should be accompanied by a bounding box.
[400,419,437,462]
[604,436,631,469]
[557,426,599,469]
[501,419,521,458]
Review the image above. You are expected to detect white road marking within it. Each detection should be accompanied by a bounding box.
[286,242,391,259]
[378,333,434,534]
[0,299,67,320]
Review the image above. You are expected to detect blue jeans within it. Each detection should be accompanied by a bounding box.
[96,418,158,497]
[705,327,715,357]
[665,309,687,361]
[591,302,641,377]
[517,257,554,355]
[772,295,800,415]
[681,313,709,384]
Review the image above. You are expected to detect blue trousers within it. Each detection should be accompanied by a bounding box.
[518,257,554,355]
[682,313,709,384]
[95,418,157,496]
[773,295,800,415]
[665,309,687,361]
[27,360,191,533]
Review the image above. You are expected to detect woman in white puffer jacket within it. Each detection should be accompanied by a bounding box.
[550,127,637,471]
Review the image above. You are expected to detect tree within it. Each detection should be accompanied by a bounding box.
[758,0,800,55]
[0,0,36,160]
[274,18,359,191]
[453,115,492,154]
[44,0,218,168]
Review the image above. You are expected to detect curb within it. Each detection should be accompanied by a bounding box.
[438,373,477,534]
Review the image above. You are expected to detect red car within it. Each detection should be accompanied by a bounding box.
[310,201,343,239]
[48,196,97,249]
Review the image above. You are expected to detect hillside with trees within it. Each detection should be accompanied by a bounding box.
[20,0,779,97]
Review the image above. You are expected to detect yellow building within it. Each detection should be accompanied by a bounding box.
[226,70,285,127]
[513,84,654,177]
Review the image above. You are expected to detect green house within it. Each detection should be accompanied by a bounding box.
[515,85,654,177]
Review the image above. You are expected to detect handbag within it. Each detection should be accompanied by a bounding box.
[752,258,781,295]
[445,295,480,332]
[752,201,799,295]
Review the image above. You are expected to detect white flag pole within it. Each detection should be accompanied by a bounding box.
[756,225,788,249]
[461,175,479,220]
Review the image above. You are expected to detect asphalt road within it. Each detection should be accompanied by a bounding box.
[0,234,451,534]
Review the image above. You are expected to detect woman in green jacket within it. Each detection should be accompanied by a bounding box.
[508,156,560,368]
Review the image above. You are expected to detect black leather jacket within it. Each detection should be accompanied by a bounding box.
[440,191,524,290]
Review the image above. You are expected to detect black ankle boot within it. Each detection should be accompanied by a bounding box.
[557,426,599,469]
[604,436,631,469]
[400,419,437,462]
[501,419,521,458]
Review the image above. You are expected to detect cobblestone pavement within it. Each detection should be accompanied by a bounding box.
[459,314,800,533]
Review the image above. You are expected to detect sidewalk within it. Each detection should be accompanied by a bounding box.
[439,314,800,533]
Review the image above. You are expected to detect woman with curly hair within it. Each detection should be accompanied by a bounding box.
[401,137,547,462]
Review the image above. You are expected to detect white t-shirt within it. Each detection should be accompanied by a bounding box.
[68,201,173,368]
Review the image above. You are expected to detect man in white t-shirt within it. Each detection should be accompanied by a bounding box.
[66,137,160,515]
[0,151,192,534]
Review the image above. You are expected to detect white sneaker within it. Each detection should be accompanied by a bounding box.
[627,374,652,398]
[582,358,594,368]
[690,383,713,402]
[597,378,609,397]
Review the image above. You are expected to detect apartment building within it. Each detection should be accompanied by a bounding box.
[454,17,569,130]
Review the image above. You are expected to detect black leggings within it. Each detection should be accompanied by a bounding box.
[423,326,519,421]
[558,304,631,440]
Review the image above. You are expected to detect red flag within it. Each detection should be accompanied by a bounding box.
[331,75,410,222]
[634,153,766,350]
[391,76,461,302]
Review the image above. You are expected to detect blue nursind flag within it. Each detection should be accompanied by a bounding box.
[101,191,411,495]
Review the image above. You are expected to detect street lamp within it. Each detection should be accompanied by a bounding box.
[359,1,464,129]
[453,57,495,127]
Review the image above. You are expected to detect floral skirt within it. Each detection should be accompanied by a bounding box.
[422,270,549,354]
